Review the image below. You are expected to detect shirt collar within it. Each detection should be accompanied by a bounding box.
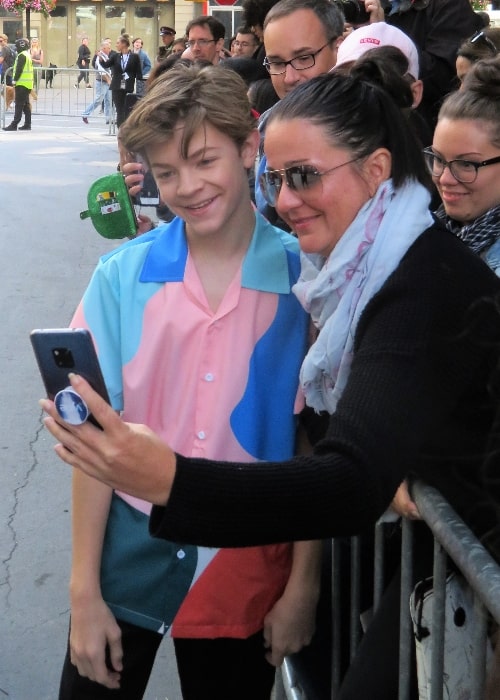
[140,212,298,294]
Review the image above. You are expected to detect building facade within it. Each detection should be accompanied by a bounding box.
[0,0,245,72]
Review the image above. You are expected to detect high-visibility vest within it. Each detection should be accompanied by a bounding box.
[14,50,33,89]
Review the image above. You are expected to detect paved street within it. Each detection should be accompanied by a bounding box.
[0,112,182,700]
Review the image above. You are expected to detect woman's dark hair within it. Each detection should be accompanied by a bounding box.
[223,56,269,85]
[242,0,279,29]
[457,27,500,63]
[147,52,187,86]
[248,78,279,115]
[267,66,429,189]
[439,56,500,149]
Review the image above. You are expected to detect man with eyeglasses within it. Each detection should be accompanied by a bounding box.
[255,0,344,226]
[232,25,261,58]
[185,16,226,65]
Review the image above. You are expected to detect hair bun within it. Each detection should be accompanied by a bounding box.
[462,56,500,98]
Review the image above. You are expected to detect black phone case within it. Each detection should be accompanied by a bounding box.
[30,328,110,406]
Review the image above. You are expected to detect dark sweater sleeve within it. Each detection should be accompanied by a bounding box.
[150,229,500,547]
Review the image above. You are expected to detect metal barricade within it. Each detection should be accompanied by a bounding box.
[0,67,116,133]
[278,480,500,700]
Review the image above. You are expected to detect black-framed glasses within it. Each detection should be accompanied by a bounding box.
[233,40,254,48]
[185,39,216,48]
[422,148,500,184]
[470,30,498,56]
[260,159,358,206]
[263,41,333,75]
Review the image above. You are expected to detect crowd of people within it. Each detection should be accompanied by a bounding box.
[35,0,500,698]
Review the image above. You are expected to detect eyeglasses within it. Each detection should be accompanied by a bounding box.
[263,41,333,75]
[260,159,358,206]
[422,148,500,184]
[470,30,498,56]
[185,39,215,48]
[233,40,254,48]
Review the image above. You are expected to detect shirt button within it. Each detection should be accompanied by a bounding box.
[177,549,185,559]
[205,373,214,382]
[197,431,206,440]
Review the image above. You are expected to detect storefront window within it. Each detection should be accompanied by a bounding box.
[133,5,155,57]
[210,7,244,48]
[47,6,68,66]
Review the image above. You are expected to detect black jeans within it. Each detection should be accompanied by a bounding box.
[59,620,162,700]
[12,85,31,127]
[76,68,89,85]
[174,631,276,700]
[59,619,275,700]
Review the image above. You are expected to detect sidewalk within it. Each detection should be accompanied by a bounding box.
[0,116,181,700]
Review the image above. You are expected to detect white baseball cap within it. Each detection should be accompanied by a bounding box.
[336,23,419,79]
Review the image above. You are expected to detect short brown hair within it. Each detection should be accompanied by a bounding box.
[119,63,256,160]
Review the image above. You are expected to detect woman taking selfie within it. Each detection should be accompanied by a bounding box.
[427,56,500,275]
[43,65,500,603]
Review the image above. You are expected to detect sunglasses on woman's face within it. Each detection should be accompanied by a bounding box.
[259,159,358,207]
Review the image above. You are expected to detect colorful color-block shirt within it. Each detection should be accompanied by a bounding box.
[72,212,309,637]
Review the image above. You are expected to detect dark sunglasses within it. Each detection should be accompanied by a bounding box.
[260,160,358,206]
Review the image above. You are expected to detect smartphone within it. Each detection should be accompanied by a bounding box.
[136,169,160,207]
[30,328,110,427]
[132,155,160,207]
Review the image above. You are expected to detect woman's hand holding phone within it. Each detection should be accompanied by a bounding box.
[40,373,176,505]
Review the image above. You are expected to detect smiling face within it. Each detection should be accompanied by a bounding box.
[146,121,257,243]
[264,118,387,257]
[432,117,500,224]
[263,9,340,99]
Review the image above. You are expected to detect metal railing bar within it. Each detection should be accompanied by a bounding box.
[471,594,488,700]
[412,480,500,623]
[429,541,446,700]
[349,535,361,661]
[398,517,413,700]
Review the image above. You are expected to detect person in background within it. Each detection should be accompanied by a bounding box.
[255,0,345,227]
[81,40,112,125]
[170,37,186,56]
[29,37,43,90]
[75,37,92,88]
[232,25,261,58]
[361,0,483,127]
[3,38,33,131]
[334,22,432,150]
[0,34,14,86]
[42,67,500,700]
[99,34,142,128]
[248,78,279,115]
[157,26,176,62]
[456,28,500,87]
[132,37,152,97]
[427,56,500,276]
[242,0,279,48]
[185,16,225,66]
